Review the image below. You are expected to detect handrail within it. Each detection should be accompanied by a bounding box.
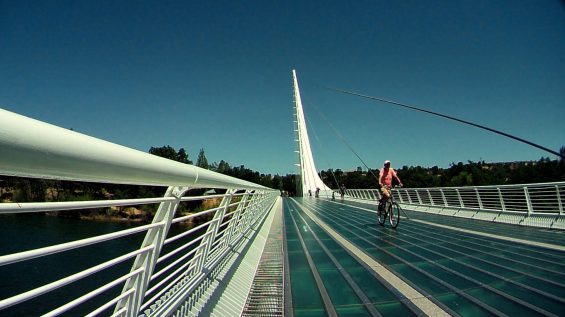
[0,108,267,190]
[344,182,565,227]
[0,108,278,316]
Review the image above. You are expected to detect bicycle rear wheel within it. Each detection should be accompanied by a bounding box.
[389,202,400,229]
[377,203,386,226]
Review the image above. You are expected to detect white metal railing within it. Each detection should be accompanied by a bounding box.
[0,108,278,316]
[345,182,565,217]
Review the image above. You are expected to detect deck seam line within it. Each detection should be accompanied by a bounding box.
[292,199,450,317]
[287,204,338,316]
[410,219,565,252]
[290,203,382,317]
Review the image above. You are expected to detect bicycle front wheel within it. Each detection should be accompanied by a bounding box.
[389,202,400,229]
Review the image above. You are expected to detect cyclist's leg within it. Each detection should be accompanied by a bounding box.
[379,187,390,209]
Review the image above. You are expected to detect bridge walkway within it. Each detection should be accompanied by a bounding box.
[284,197,565,317]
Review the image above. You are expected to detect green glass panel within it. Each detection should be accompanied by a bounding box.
[365,247,404,265]
[464,258,520,279]
[435,291,496,316]
[294,308,327,317]
[288,250,310,271]
[403,244,446,261]
[510,275,565,299]
[331,249,364,269]
[290,270,325,309]
[375,301,417,317]
[490,280,565,316]
[384,247,422,263]
[335,305,371,316]
[465,286,543,316]
[391,263,450,295]
[286,240,303,252]
[309,250,336,271]
[318,270,362,306]
[442,260,498,284]
[417,261,477,290]
[321,238,345,252]
[344,267,397,302]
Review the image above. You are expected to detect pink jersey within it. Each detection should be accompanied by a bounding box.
[379,168,397,187]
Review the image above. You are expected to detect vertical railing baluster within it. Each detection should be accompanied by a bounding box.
[193,189,236,275]
[239,191,258,234]
[456,189,464,208]
[223,190,250,247]
[441,189,448,207]
[427,190,434,206]
[497,188,506,211]
[475,188,483,209]
[524,186,533,215]
[114,185,189,316]
[557,185,563,215]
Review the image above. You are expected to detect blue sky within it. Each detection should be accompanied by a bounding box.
[1,0,564,175]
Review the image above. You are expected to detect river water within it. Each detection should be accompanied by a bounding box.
[0,214,153,316]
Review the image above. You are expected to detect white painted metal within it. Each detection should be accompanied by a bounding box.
[0,108,267,190]
[113,186,189,315]
[0,108,278,316]
[292,70,332,197]
[344,182,565,229]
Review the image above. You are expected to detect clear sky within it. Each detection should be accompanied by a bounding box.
[1,0,564,175]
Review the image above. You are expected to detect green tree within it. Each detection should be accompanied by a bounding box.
[272,175,284,190]
[216,160,231,174]
[149,145,192,164]
[177,148,192,164]
[196,148,209,169]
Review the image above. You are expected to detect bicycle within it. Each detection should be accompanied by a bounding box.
[377,185,402,229]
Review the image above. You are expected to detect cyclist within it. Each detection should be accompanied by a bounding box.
[378,160,403,211]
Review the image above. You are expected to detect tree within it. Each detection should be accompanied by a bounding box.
[196,148,209,169]
[149,145,192,164]
[177,148,192,164]
[216,160,231,174]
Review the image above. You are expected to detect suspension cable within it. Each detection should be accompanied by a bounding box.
[328,88,564,160]
[309,102,380,183]
[303,108,341,191]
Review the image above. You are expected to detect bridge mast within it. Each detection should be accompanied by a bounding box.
[292,70,332,197]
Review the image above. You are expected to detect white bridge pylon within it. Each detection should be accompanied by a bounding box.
[292,69,332,197]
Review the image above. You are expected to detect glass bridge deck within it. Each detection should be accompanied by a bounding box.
[283,197,565,317]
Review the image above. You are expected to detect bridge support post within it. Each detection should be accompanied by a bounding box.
[114,186,189,316]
